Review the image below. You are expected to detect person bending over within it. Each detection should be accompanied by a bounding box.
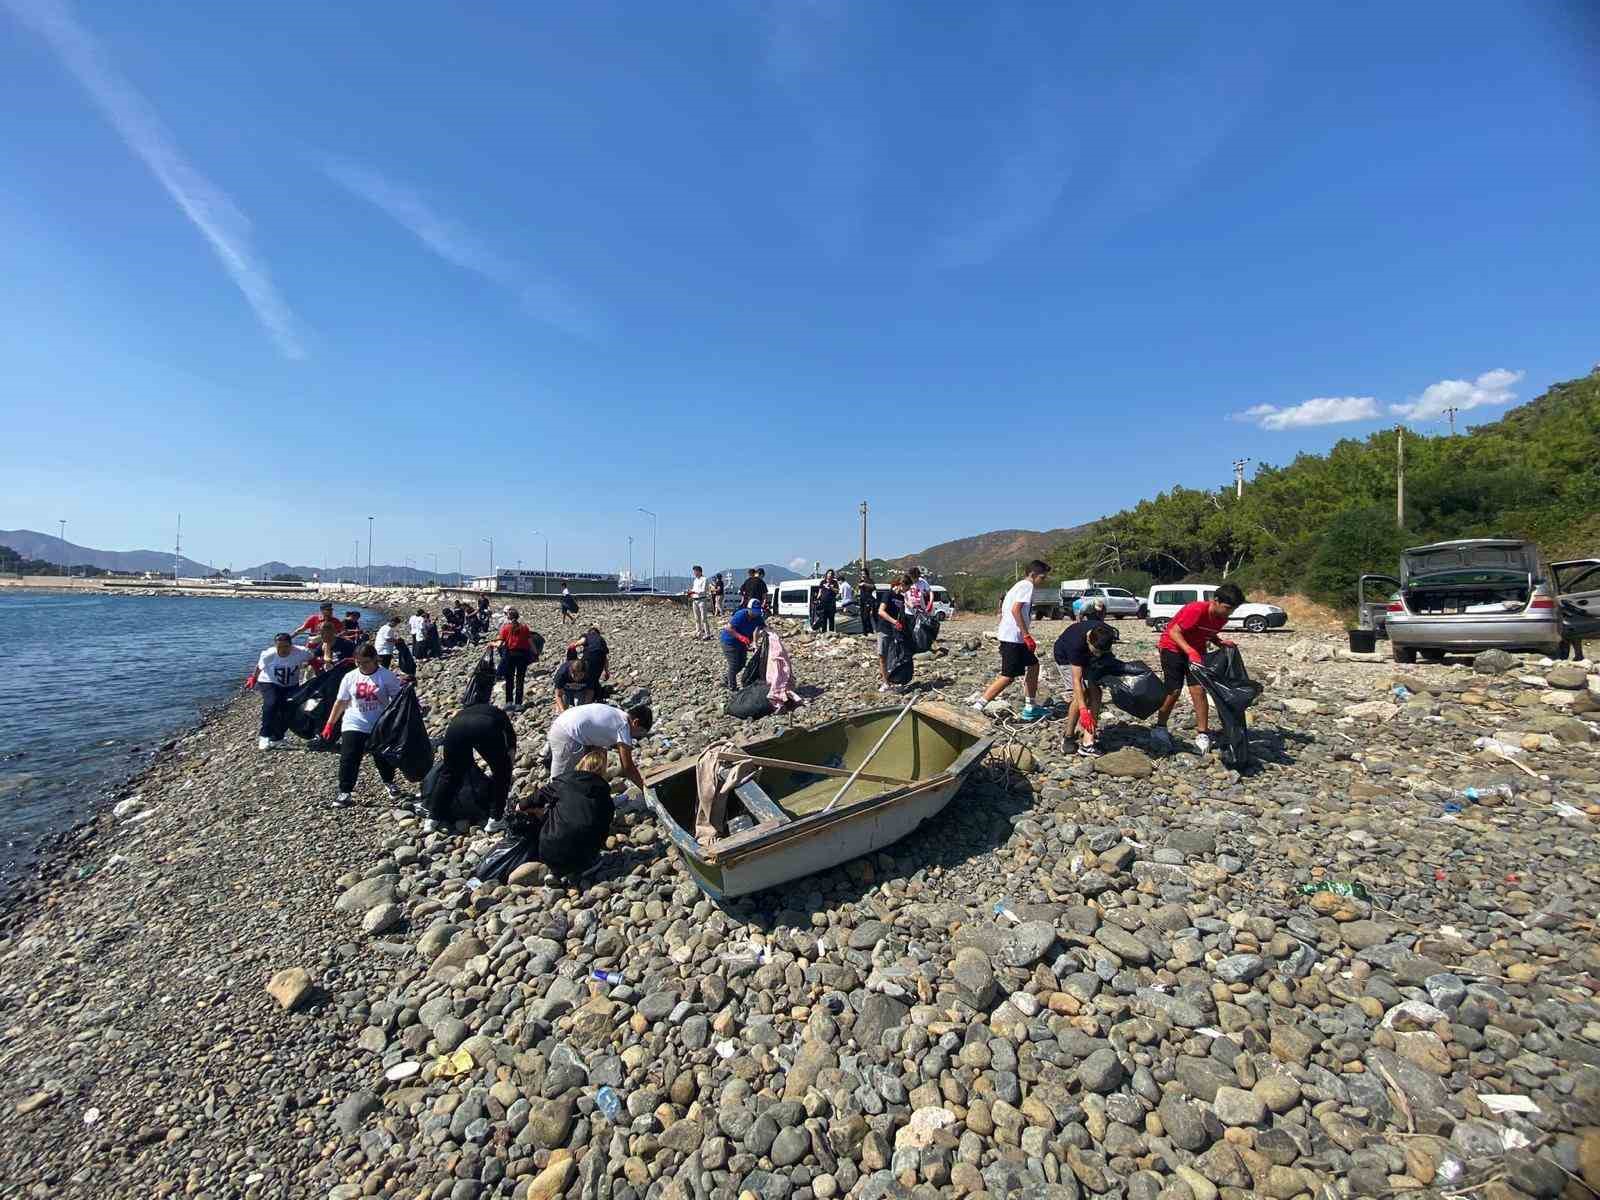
[1053,616,1116,756]
[547,702,652,792]
[719,602,766,690]
[424,702,516,834]
[1154,582,1242,755]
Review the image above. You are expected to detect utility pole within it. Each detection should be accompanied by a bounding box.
[1396,426,1406,527]
[455,546,462,584]
[627,536,634,583]
[58,519,67,578]
[1232,458,1250,499]
[483,537,494,586]
[1444,406,1459,436]
[859,501,868,577]
[366,517,374,587]
[638,508,657,591]
[174,513,182,583]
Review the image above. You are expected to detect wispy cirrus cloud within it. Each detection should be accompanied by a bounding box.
[1390,368,1522,421]
[1232,396,1380,430]
[5,0,306,358]
[787,556,810,574]
[323,157,604,339]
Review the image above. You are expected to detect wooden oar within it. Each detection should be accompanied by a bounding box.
[822,697,918,814]
[723,752,915,787]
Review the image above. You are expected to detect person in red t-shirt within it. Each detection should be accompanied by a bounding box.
[292,601,338,638]
[493,608,537,709]
[1155,583,1244,754]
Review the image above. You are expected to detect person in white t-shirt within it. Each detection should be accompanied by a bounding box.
[374,615,406,668]
[904,567,933,617]
[322,643,408,808]
[970,560,1050,720]
[546,702,653,791]
[408,610,426,643]
[252,632,316,750]
[686,565,711,640]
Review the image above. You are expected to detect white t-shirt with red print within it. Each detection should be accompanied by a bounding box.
[336,667,405,734]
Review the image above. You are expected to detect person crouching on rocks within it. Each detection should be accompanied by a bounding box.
[552,652,604,713]
[1054,614,1116,757]
[422,702,516,836]
[719,601,766,690]
[251,632,317,751]
[547,703,653,796]
[322,642,408,809]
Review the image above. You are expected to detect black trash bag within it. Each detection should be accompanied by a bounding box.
[462,649,497,707]
[739,641,767,689]
[422,758,493,824]
[1190,645,1263,766]
[286,660,356,739]
[394,638,416,676]
[727,680,773,719]
[911,612,940,653]
[369,687,435,782]
[1107,664,1167,720]
[530,631,546,662]
[883,625,915,686]
[475,836,539,884]
[537,771,616,876]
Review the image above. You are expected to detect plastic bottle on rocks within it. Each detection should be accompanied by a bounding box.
[595,1086,624,1123]
[590,968,622,986]
[1392,684,1413,701]
[993,899,1022,925]
[1459,784,1514,803]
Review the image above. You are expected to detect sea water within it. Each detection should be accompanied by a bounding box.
[0,591,370,880]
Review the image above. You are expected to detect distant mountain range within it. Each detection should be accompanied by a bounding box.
[713,562,803,585]
[887,526,1095,578]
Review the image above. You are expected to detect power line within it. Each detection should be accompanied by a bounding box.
[1231,458,1250,499]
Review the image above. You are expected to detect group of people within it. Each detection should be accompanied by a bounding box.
[250,596,653,848]
[969,560,1247,756]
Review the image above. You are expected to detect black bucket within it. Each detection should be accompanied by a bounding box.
[1347,628,1377,654]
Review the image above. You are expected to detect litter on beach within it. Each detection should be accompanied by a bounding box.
[1478,1093,1540,1115]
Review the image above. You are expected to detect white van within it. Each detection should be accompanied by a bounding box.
[1144,584,1287,633]
[776,579,955,620]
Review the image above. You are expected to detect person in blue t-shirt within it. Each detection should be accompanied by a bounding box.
[719,601,766,689]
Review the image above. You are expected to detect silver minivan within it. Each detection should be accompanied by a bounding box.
[1384,538,1600,662]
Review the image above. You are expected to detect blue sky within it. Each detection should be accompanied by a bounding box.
[3,0,1597,578]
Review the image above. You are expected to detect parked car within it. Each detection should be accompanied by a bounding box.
[1058,580,1144,619]
[1385,538,1600,662]
[824,582,956,621]
[1144,584,1287,633]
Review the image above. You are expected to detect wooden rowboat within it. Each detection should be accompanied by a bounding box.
[643,701,994,901]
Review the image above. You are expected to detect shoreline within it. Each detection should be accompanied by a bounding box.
[0,605,1595,1198]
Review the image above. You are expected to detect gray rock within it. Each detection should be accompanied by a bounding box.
[1095,923,1152,965]
[334,876,397,916]
[1003,921,1057,968]
[1212,1086,1266,1127]
[853,994,909,1048]
[1474,648,1518,674]
[1212,954,1266,984]
[333,1091,380,1135]
[771,1125,809,1167]
[1078,1047,1126,1093]
[950,947,998,1009]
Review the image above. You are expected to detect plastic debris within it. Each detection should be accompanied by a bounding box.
[1195,1026,1225,1039]
[1298,880,1371,900]
[721,940,769,968]
[1392,685,1413,701]
[1498,1127,1532,1151]
[590,968,622,986]
[992,899,1021,924]
[1553,801,1588,821]
[714,1039,738,1060]
[1479,1093,1540,1115]
[595,1085,623,1123]
[83,1107,100,1126]
[1461,784,1513,802]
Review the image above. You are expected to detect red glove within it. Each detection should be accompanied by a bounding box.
[1023,634,1037,653]
[1079,707,1098,735]
[893,620,904,631]
[1187,649,1203,664]
[245,669,258,690]
[320,722,336,741]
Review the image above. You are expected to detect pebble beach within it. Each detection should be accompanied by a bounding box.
[2,595,1598,1200]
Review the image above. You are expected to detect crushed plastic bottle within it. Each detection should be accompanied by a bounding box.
[992,899,1022,925]
[1460,784,1513,803]
[590,968,623,986]
[1298,880,1371,901]
[721,940,768,968]
[595,1085,624,1123]
[1392,684,1413,701]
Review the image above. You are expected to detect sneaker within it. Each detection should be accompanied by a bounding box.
[969,697,988,712]
[332,792,353,808]
[1194,733,1213,755]
[385,782,404,801]
[1018,704,1048,723]
[258,736,272,751]
[1077,742,1103,758]
[420,818,440,835]
[483,818,506,835]
[878,683,894,693]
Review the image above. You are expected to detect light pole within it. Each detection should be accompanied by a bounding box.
[483,537,494,588]
[366,516,374,587]
[58,519,67,578]
[429,552,438,581]
[454,547,462,585]
[627,536,633,584]
[637,507,657,591]
[532,530,548,594]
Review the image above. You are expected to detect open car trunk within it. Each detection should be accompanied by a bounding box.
[1401,572,1532,616]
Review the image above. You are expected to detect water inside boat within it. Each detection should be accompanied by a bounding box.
[651,705,985,834]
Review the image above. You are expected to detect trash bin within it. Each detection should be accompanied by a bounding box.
[1347,628,1377,654]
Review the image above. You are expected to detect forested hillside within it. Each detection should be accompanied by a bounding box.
[1047,368,1600,611]
[935,369,1598,614]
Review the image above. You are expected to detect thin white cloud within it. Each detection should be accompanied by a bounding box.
[5,0,306,358]
[787,556,810,574]
[1390,369,1522,422]
[323,157,602,339]
[1232,396,1379,431]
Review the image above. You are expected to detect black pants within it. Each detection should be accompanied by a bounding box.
[378,653,393,669]
[860,605,874,636]
[438,705,516,820]
[816,602,835,633]
[339,730,397,793]
[722,639,747,689]
[258,683,286,738]
[503,649,532,705]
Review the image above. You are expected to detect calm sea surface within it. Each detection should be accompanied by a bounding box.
[0,591,368,880]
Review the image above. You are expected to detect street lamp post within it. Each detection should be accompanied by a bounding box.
[366,517,374,586]
[454,547,462,585]
[627,536,633,584]
[483,537,494,589]
[429,552,438,581]
[58,519,67,578]
[637,507,657,592]
[532,530,548,594]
